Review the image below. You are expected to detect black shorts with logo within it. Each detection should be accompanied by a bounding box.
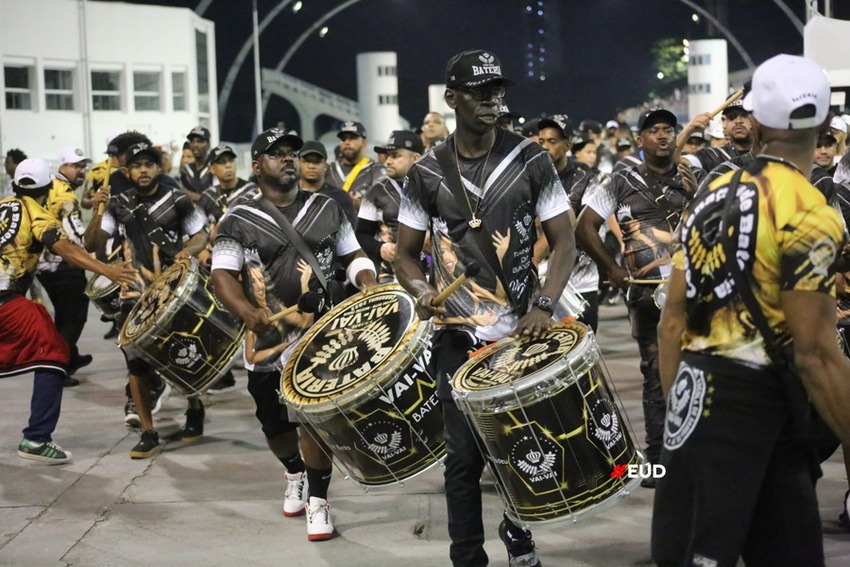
[247,370,298,439]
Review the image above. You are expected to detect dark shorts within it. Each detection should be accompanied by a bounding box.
[247,370,298,440]
[651,353,823,567]
[0,296,69,377]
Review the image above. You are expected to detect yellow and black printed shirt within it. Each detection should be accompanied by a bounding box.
[673,157,844,367]
[39,176,87,273]
[0,196,65,298]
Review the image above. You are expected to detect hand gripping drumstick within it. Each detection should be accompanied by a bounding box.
[431,262,481,306]
[96,166,113,216]
[268,291,323,323]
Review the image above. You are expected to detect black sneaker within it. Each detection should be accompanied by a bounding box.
[499,514,542,567]
[207,372,237,395]
[63,376,81,388]
[103,322,119,340]
[640,477,657,489]
[68,354,93,375]
[130,430,161,459]
[181,404,205,443]
[839,490,850,530]
[124,397,141,428]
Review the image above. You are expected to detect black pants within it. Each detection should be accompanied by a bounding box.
[37,265,88,360]
[652,354,823,567]
[626,285,665,463]
[577,290,599,333]
[433,330,491,567]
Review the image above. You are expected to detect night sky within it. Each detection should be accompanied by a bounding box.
[126,0,845,142]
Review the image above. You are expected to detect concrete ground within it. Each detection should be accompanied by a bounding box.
[1,302,849,567]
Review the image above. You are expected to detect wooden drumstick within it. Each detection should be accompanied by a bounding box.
[709,87,745,119]
[432,262,481,306]
[268,291,323,323]
[602,278,670,285]
[96,166,112,216]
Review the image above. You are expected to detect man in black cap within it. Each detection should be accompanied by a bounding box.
[580,119,615,174]
[496,104,521,132]
[395,49,576,567]
[198,144,259,228]
[682,100,754,173]
[298,141,357,226]
[210,127,378,542]
[86,143,209,458]
[536,115,603,331]
[356,130,423,282]
[180,125,213,201]
[576,108,700,485]
[327,121,385,209]
[681,130,708,155]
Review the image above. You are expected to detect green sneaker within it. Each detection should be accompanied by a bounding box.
[17,438,73,464]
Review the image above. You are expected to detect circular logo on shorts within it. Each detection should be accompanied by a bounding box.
[664,365,707,450]
[0,201,23,248]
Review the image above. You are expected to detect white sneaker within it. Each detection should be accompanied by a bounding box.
[306,496,334,541]
[283,471,309,517]
[151,382,172,415]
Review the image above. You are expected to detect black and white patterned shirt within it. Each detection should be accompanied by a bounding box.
[399,129,570,341]
[198,178,260,224]
[357,177,402,280]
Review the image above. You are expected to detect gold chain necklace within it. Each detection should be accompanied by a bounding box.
[454,138,493,230]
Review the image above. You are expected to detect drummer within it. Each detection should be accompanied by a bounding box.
[355,130,423,283]
[394,49,576,567]
[85,143,209,459]
[210,127,378,542]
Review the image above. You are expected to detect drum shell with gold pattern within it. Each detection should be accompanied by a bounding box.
[119,259,246,396]
[85,272,121,317]
[452,321,642,524]
[281,284,444,486]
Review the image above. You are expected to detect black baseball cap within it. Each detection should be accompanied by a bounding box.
[721,98,749,118]
[208,143,237,164]
[446,49,514,89]
[125,143,162,166]
[251,127,304,160]
[570,132,594,151]
[637,108,678,132]
[579,120,602,135]
[520,118,541,138]
[337,121,367,139]
[300,141,328,160]
[538,114,573,140]
[374,130,425,155]
[187,125,211,142]
[615,137,633,150]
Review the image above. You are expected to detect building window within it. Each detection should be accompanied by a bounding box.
[688,83,712,95]
[91,71,121,111]
[172,71,186,111]
[134,71,161,111]
[195,30,210,115]
[377,66,397,77]
[44,69,74,110]
[4,65,33,110]
[378,94,398,105]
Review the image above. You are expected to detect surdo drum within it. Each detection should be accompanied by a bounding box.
[280,284,443,487]
[119,258,246,396]
[85,272,121,318]
[452,321,643,524]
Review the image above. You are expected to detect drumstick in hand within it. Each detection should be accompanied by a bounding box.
[96,166,112,216]
[268,291,323,322]
[709,87,745,119]
[432,262,481,306]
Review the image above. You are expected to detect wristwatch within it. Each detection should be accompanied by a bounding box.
[533,295,555,314]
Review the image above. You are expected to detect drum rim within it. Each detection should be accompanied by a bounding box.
[85,271,119,300]
[451,321,600,410]
[118,258,199,346]
[280,283,432,413]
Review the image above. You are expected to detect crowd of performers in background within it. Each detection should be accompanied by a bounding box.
[3,47,850,565]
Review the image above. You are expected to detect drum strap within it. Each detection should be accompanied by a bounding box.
[434,142,520,310]
[126,191,181,258]
[260,198,333,298]
[633,163,688,230]
[719,163,811,431]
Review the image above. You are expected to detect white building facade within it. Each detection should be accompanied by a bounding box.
[356,52,402,146]
[0,0,217,163]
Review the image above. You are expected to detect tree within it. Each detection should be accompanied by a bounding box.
[648,38,688,99]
